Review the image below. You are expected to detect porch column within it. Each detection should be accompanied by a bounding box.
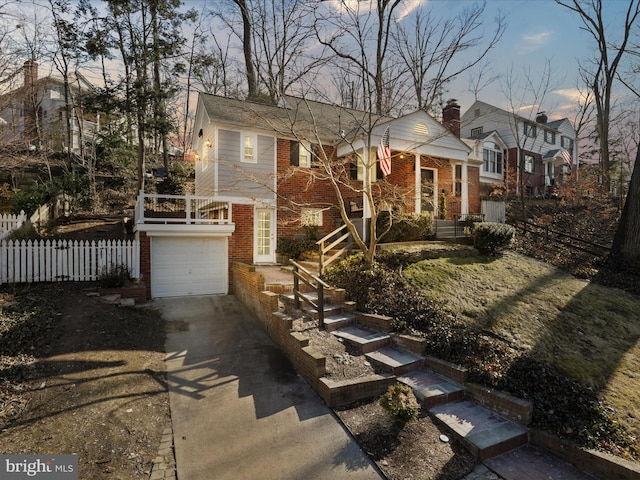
[362,147,371,242]
[462,163,469,215]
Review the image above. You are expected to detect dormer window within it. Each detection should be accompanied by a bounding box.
[471,126,483,137]
[544,130,555,144]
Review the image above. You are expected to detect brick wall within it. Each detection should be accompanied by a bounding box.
[465,382,533,426]
[468,166,481,214]
[228,204,254,293]
[138,231,151,299]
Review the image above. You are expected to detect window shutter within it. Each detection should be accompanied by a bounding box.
[290,141,299,166]
[350,162,358,179]
[310,143,321,168]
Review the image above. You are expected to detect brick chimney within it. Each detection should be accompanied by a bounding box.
[442,99,460,138]
[23,59,38,87]
[536,111,548,124]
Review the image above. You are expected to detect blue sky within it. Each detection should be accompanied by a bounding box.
[426,0,631,121]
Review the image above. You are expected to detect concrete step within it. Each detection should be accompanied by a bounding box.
[430,400,528,460]
[306,304,343,321]
[397,370,465,408]
[485,444,599,480]
[365,347,423,375]
[323,312,355,332]
[331,326,391,353]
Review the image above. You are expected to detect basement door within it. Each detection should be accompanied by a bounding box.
[151,237,228,298]
[255,208,275,263]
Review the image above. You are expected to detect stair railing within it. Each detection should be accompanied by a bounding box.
[316,223,351,276]
[290,259,331,329]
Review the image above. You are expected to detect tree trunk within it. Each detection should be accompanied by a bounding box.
[607,146,640,270]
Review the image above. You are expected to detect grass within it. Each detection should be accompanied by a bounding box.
[402,249,640,448]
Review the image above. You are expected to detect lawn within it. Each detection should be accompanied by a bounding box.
[401,248,640,453]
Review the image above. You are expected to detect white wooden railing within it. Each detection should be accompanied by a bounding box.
[0,239,139,284]
[0,211,27,240]
[135,191,232,225]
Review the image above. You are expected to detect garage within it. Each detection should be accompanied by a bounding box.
[151,237,228,298]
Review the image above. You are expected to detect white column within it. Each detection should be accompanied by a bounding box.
[415,153,421,213]
[462,163,469,215]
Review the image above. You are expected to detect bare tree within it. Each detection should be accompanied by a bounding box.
[557,0,640,193]
[393,1,505,113]
[500,60,559,212]
[314,0,404,115]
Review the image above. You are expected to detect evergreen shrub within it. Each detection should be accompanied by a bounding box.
[473,222,515,254]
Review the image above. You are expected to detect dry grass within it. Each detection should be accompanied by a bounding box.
[403,250,640,444]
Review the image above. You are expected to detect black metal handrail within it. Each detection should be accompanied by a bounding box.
[290,259,330,329]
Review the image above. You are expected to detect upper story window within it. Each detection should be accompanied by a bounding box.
[524,154,535,173]
[301,208,323,226]
[482,141,503,174]
[561,136,573,150]
[242,133,257,163]
[291,140,321,168]
[524,122,537,138]
[544,130,556,144]
[471,126,483,137]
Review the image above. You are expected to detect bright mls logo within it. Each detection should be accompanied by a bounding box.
[1,455,78,479]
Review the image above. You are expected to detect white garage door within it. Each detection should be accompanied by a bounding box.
[151,237,228,298]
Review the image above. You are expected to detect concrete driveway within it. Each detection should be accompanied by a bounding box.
[156,295,384,480]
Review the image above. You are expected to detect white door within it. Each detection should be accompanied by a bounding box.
[151,237,228,298]
[255,209,275,263]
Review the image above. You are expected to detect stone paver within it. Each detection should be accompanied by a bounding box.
[461,464,502,480]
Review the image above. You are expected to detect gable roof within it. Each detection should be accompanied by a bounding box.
[462,99,574,134]
[198,93,393,143]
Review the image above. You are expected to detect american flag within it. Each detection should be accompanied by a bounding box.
[378,126,391,176]
[561,149,572,167]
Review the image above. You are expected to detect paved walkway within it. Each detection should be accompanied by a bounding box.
[156,295,384,480]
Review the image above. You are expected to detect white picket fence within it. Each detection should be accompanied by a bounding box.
[481,200,506,223]
[0,239,140,284]
[0,211,27,240]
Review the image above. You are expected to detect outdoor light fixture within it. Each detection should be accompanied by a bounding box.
[205,140,212,148]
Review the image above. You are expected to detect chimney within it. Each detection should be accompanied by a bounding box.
[536,111,547,124]
[442,99,461,138]
[23,59,38,87]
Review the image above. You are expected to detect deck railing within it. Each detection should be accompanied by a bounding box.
[290,259,330,329]
[135,191,232,225]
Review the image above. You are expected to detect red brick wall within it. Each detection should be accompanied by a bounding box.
[228,204,254,292]
[276,139,351,239]
[468,166,481,214]
[506,148,545,195]
[138,232,151,299]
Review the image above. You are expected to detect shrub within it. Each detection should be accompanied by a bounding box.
[380,384,419,426]
[473,222,514,254]
[156,176,186,195]
[11,182,58,217]
[6,222,42,242]
[276,236,316,260]
[98,264,130,289]
[324,253,448,332]
[378,212,434,243]
[462,214,484,231]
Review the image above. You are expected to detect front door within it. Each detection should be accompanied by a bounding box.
[420,168,437,215]
[255,208,275,263]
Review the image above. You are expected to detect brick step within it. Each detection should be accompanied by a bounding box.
[397,370,465,409]
[331,326,391,353]
[365,347,423,375]
[323,312,355,332]
[430,400,528,460]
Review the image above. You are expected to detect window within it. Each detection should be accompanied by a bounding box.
[301,208,323,226]
[242,133,257,163]
[482,141,503,174]
[290,141,321,167]
[561,136,573,150]
[524,154,535,173]
[544,130,556,144]
[471,126,483,137]
[524,122,537,137]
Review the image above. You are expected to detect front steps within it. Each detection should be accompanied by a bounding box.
[282,291,531,462]
[431,400,528,460]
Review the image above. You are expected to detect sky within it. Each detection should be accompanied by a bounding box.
[420,0,628,121]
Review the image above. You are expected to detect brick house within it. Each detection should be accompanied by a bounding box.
[134,94,481,298]
[461,100,577,196]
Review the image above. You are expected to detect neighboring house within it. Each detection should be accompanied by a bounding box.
[462,130,509,198]
[461,100,577,196]
[133,93,481,298]
[0,60,100,153]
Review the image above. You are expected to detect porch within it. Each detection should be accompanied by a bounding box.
[134,191,233,227]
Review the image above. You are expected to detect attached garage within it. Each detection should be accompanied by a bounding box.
[151,236,228,298]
